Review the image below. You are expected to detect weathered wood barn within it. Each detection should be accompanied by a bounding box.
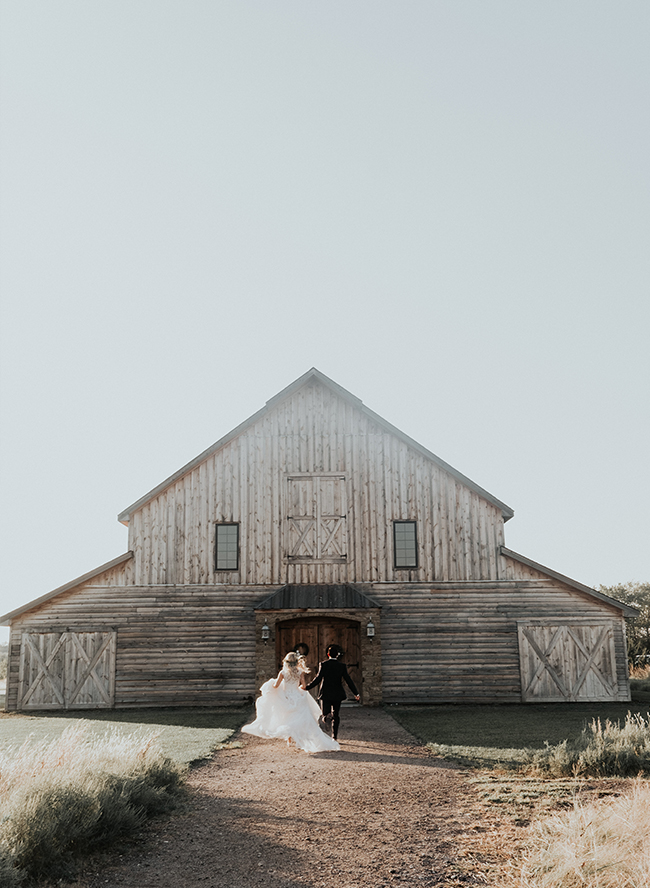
[2,369,635,710]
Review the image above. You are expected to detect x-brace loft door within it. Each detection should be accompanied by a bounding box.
[517,620,623,703]
[17,631,116,710]
[285,474,347,563]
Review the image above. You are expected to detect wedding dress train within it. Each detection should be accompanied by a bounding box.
[242,668,340,753]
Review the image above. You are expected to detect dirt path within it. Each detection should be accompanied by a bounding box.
[73,709,515,888]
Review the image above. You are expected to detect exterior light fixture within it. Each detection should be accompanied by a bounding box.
[261,620,270,643]
[366,618,375,639]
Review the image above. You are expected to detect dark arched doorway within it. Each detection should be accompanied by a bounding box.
[276,616,362,700]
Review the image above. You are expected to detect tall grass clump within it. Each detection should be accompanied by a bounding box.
[629,664,650,681]
[523,711,650,777]
[0,723,184,884]
[520,780,650,888]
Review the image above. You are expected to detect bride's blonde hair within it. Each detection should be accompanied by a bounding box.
[283,651,310,675]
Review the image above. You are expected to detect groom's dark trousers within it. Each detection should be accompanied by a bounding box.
[305,659,359,740]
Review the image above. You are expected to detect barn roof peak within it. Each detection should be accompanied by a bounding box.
[117,368,515,525]
[264,367,364,410]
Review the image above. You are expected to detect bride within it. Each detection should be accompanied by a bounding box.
[242,652,340,753]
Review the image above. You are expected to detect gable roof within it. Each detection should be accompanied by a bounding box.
[501,547,640,617]
[117,368,514,525]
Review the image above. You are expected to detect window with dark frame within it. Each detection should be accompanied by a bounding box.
[393,520,418,569]
[215,523,239,571]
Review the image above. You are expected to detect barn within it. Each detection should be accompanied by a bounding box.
[1,368,635,711]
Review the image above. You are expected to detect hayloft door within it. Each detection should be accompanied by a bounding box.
[286,474,347,562]
[276,617,362,700]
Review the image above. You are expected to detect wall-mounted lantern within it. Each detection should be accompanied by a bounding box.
[366,618,375,639]
[261,620,270,644]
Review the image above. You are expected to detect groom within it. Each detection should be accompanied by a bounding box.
[305,644,360,741]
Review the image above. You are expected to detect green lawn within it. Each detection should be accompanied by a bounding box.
[630,678,650,702]
[388,699,650,767]
[0,705,252,767]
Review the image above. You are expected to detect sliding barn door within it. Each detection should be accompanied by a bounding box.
[17,632,67,709]
[517,620,625,703]
[17,631,116,710]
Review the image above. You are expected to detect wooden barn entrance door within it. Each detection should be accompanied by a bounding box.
[276,617,362,700]
[17,631,116,710]
[518,620,623,703]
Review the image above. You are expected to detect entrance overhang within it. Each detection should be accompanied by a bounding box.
[255,584,381,611]
[253,585,382,705]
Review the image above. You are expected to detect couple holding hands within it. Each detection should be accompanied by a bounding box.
[242,644,359,753]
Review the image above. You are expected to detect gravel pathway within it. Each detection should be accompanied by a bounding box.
[73,708,502,888]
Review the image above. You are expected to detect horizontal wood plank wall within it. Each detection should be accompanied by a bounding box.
[369,581,629,703]
[128,384,506,587]
[6,579,629,709]
[7,585,261,709]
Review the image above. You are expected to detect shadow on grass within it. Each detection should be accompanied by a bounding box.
[0,706,254,768]
[388,699,650,768]
[629,680,650,703]
[0,704,251,729]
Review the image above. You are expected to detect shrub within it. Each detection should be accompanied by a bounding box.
[0,852,20,888]
[0,723,185,883]
[520,780,650,887]
[599,581,650,666]
[523,711,650,777]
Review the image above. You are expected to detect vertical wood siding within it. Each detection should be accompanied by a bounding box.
[96,559,134,586]
[128,384,506,586]
[502,556,555,581]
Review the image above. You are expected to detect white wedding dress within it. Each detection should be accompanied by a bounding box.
[242,668,340,753]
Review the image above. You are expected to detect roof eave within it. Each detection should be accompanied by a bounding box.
[118,367,514,524]
[501,547,640,617]
[360,403,514,520]
[0,552,134,624]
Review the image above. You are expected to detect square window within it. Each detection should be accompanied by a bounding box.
[393,521,418,568]
[215,523,239,571]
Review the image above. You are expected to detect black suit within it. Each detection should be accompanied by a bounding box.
[306,658,359,740]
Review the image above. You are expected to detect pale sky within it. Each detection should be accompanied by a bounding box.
[1,2,648,644]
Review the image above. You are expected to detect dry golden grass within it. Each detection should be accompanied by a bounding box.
[519,780,650,888]
[457,772,618,887]
[523,712,650,778]
[0,723,184,884]
[629,664,650,680]
[0,721,164,792]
